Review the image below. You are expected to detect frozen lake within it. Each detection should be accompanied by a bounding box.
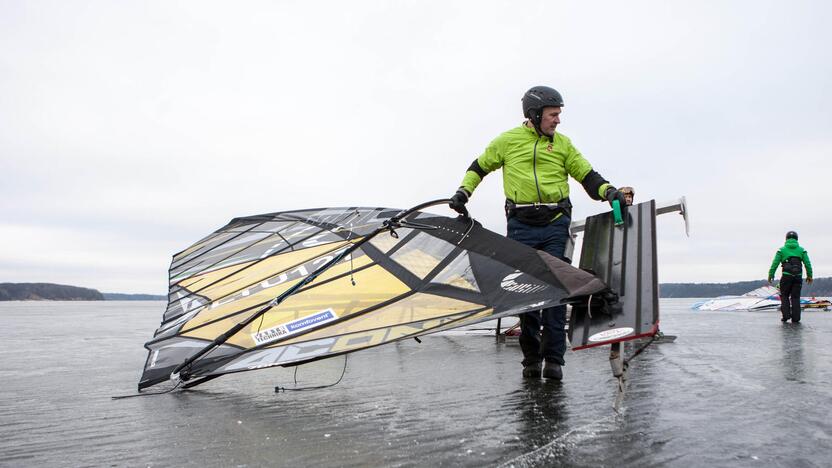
[1,299,830,467]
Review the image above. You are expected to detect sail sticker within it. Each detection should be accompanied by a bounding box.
[252,308,338,346]
[588,327,634,343]
[500,271,548,294]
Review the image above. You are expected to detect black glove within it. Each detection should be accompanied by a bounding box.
[604,186,627,209]
[449,189,469,216]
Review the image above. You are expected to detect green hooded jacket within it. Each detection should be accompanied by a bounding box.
[459,124,611,204]
[768,238,813,279]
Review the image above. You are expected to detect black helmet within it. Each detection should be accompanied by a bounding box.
[522,86,564,120]
[786,231,798,240]
[522,86,564,136]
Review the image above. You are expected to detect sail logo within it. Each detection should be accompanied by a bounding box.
[588,327,634,343]
[500,271,548,294]
[252,308,338,346]
[207,248,361,311]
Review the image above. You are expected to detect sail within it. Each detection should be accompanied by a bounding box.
[138,203,610,390]
[691,285,831,311]
[691,285,781,311]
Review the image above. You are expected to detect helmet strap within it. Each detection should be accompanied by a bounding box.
[529,110,553,140]
[530,110,544,136]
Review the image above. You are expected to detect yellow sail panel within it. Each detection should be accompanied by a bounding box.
[180,308,263,344]
[177,241,351,301]
[222,264,410,348]
[179,288,295,333]
[276,292,485,345]
[327,315,468,353]
[178,251,374,334]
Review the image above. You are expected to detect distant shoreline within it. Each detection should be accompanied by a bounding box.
[0,283,165,301]
[2,278,829,301]
[661,277,831,298]
[102,293,167,301]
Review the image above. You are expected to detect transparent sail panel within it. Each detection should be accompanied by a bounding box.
[431,252,480,292]
[369,228,413,253]
[390,231,455,279]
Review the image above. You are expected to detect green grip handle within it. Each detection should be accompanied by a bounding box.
[612,199,623,226]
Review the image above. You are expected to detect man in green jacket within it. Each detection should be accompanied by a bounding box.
[449,86,628,380]
[768,230,813,323]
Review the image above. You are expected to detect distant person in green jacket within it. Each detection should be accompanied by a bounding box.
[768,231,813,323]
[448,85,628,380]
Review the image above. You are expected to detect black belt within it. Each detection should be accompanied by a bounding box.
[505,198,572,226]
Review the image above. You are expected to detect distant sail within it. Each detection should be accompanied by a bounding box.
[690,285,780,311]
[138,202,610,391]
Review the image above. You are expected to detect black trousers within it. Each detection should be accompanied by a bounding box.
[780,275,802,322]
[507,215,570,366]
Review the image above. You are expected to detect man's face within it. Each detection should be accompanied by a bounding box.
[539,106,561,137]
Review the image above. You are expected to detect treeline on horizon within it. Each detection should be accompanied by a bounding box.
[2,279,830,302]
[0,283,164,301]
[660,277,832,298]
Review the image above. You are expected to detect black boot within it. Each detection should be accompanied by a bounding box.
[543,361,563,380]
[522,363,542,378]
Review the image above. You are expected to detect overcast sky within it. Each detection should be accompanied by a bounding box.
[2,1,830,294]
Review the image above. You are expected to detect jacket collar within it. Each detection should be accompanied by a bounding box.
[522,121,555,142]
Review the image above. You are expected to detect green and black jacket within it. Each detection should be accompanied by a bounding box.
[768,239,813,279]
[459,124,611,204]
